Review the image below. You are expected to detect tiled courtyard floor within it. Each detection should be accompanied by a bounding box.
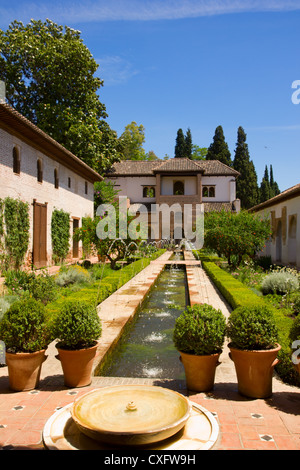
[0,251,299,451]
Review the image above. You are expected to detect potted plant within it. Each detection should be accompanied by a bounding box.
[53,301,102,388]
[0,298,51,391]
[226,305,280,398]
[289,315,300,375]
[173,304,226,392]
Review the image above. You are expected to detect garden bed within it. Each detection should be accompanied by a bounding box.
[195,251,300,387]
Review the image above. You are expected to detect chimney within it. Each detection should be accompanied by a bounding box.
[0,81,6,102]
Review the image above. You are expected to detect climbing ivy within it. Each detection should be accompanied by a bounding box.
[2,197,30,270]
[51,208,71,263]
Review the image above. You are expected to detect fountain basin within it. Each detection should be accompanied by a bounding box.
[71,385,191,446]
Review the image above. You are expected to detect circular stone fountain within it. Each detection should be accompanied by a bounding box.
[43,385,220,450]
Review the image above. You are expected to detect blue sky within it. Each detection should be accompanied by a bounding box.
[1,0,300,191]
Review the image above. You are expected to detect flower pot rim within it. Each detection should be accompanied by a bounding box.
[228,342,281,353]
[178,349,222,357]
[55,340,99,352]
[6,348,47,355]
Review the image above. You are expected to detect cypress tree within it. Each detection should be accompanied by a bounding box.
[233,126,259,209]
[269,165,280,198]
[206,125,231,166]
[175,129,186,158]
[185,128,193,159]
[259,165,271,203]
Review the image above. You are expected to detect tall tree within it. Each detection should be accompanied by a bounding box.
[206,125,231,166]
[119,121,146,160]
[269,165,280,198]
[175,128,186,158]
[259,165,271,203]
[185,128,193,159]
[233,126,259,209]
[0,19,122,172]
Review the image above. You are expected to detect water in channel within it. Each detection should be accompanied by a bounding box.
[100,254,188,380]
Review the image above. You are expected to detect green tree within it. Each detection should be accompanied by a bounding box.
[119,121,146,160]
[204,210,271,267]
[0,19,121,173]
[206,126,231,166]
[233,127,259,209]
[185,128,193,159]
[175,128,186,158]
[259,165,271,203]
[269,165,280,198]
[191,145,207,160]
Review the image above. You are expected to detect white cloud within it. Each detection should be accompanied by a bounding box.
[96,56,139,86]
[1,0,300,26]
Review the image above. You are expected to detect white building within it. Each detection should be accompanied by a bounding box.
[250,184,300,269]
[0,100,102,268]
[105,158,240,241]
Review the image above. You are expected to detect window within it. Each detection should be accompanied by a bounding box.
[173,181,184,195]
[209,186,215,198]
[142,186,156,198]
[202,186,215,198]
[54,169,59,189]
[37,159,43,183]
[13,147,20,174]
[68,177,71,188]
[85,181,88,195]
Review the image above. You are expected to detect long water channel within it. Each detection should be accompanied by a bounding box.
[99,253,188,380]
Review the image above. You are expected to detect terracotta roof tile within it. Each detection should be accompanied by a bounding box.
[106,158,239,176]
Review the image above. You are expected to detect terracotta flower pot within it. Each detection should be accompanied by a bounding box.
[179,350,221,392]
[229,343,281,398]
[56,342,98,388]
[5,349,47,392]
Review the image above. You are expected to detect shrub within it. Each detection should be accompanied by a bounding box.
[29,273,58,304]
[52,301,102,350]
[289,316,300,343]
[4,270,35,294]
[0,298,52,353]
[173,303,226,355]
[261,271,299,295]
[291,294,300,316]
[55,265,91,287]
[226,305,279,350]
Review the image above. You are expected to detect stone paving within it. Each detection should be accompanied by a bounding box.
[0,250,299,451]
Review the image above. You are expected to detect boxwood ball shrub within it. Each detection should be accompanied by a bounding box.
[0,298,52,353]
[173,303,226,355]
[53,301,102,350]
[226,305,279,351]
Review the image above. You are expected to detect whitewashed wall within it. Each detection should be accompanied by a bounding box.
[0,127,94,263]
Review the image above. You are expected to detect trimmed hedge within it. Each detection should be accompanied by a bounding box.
[46,250,165,317]
[200,258,300,387]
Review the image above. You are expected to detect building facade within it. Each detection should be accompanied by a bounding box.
[0,101,102,268]
[250,184,300,269]
[105,158,240,242]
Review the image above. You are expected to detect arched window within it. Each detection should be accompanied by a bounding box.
[202,186,208,197]
[149,187,155,197]
[85,181,88,195]
[143,187,148,198]
[173,181,184,195]
[37,159,43,183]
[209,186,215,198]
[54,169,59,189]
[13,147,20,174]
